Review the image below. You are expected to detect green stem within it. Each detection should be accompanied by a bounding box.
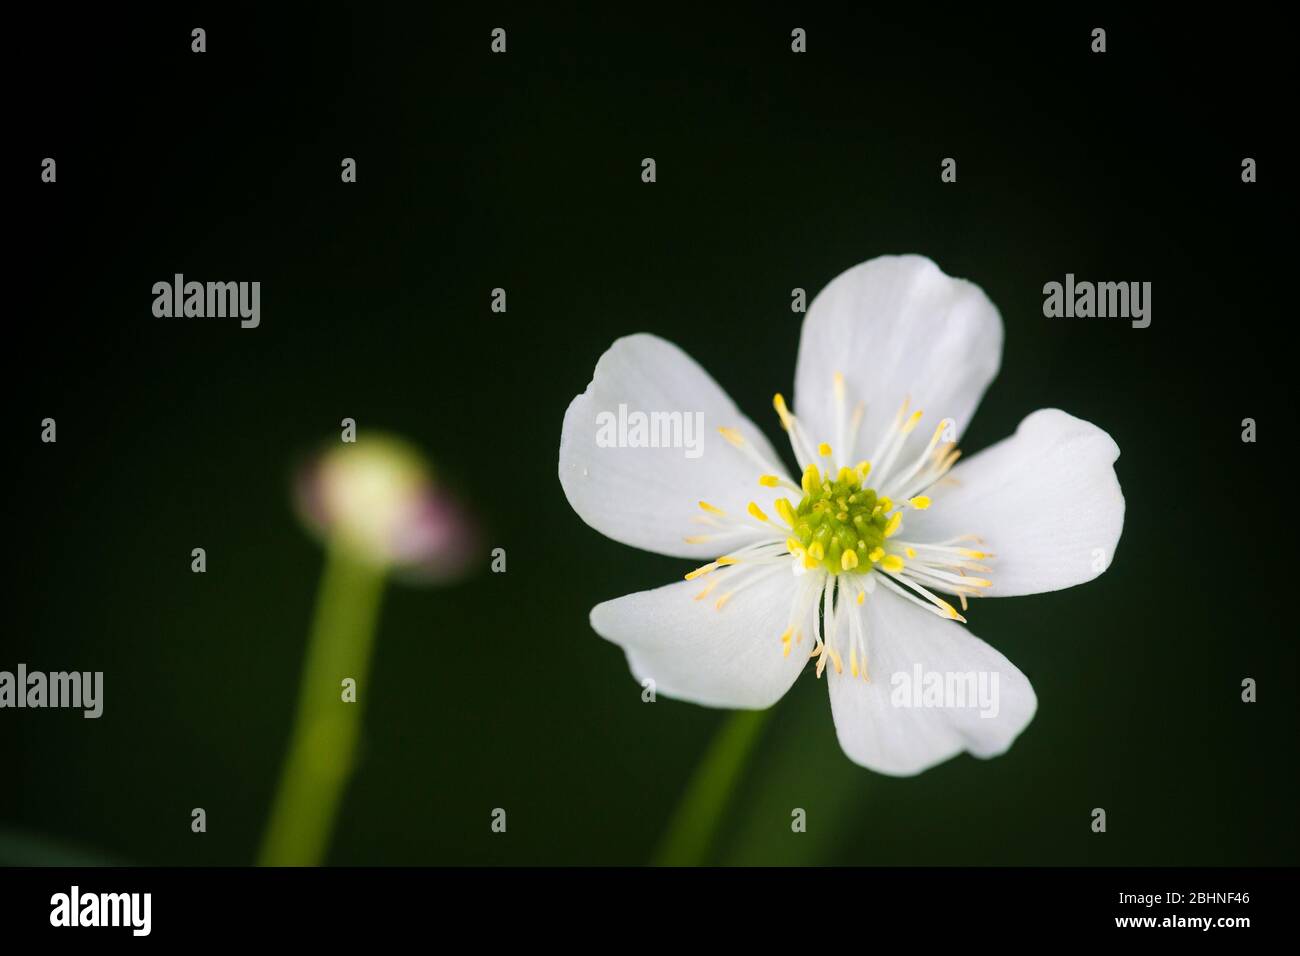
[257,542,386,866]
[652,709,770,866]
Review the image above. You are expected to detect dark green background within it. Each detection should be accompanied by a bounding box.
[4,7,1292,865]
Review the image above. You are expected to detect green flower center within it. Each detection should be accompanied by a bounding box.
[789,463,895,575]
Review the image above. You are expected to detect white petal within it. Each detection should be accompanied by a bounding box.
[560,334,790,559]
[827,586,1036,776]
[590,573,809,710]
[793,255,1003,465]
[903,408,1125,596]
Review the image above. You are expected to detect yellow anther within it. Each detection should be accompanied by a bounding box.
[837,466,855,484]
[786,536,803,553]
[803,552,820,570]
[905,547,917,559]
[850,647,859,677]
[878,496,893,512]
[716,556,739,566]
[698,501,725,516]
[961,549,987,559]
[717,426,745,448]
[758,474,781,487]
[781,629,792,658]
[685,562,717,580]
[856,590,865,605]
[884,513,903,538]
[868,547,885,563]
[818,442,833,457]
[801,464,821,494]
[807,541,825,561]
[908,495,932,510]
[856,460,872,478]
[773,393,793,431]
[841,548,859,571]
[775,498,797,527]
[902,409,924,434]
[829,647,843,675]
[939,599,965,622]
[833,371,845,402]
[880,554,905,573]
[747,502,770,523]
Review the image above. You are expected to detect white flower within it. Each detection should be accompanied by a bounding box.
[559,255,1125,776]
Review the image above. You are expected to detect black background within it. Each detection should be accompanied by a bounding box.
[3,5,1293,867]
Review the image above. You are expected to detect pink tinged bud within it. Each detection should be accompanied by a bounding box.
[294,435,478,581]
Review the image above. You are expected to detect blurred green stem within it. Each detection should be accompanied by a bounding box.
[653,709,769,866]
[258,541,386,866]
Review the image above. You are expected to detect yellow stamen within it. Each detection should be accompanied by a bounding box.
[773,393,793,431]
[868,547,884,563]
[841,548,859,571]
[758,474,781,487]
[908,495,932,510]
[801,464,821,495]
[856,590,865,605]
[715,592,734,610]
[818,442,833,457]
[683,534,711,544]
[685,562,717,580]
[698,501,725,516]
[807,541,825,561]
[905,546,917,559]
[747,502,770,523]
[693,580,720,600]
[902,409,924,434]
[856,460,871,478]
[884,513,903,537]
[880,554,905,573]
[833,371,845,402]
[775,498,797,527]
[717,426,745,448]
[716,556,739,566]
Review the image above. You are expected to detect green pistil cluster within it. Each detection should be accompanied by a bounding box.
[790,464,889,575]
